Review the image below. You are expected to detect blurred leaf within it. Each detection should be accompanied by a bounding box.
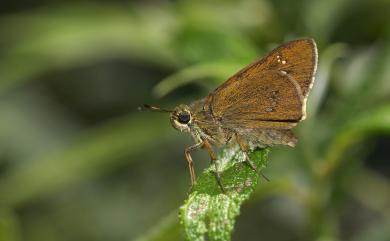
[173,25,259,64]
[332,42,390,104]
[351,217,390,241]
[179,148,269,241]
[323,104,390,176]
[153,61,245,97]
[0,114,173,207]
[348,169,390,214]
[0,209,21,241]
[178,0,271,33]
[0,3,180,93]
[366,41,390,101]
[0,1,269,94]
[0,91,80,162]
[304,0,355,40]
[308,43,347,117]
[336,46,378,96]
[134,210,182,241]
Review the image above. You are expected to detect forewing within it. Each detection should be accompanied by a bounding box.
[208,39,317,129]
[210,70,303,129]
[214,39,317,98]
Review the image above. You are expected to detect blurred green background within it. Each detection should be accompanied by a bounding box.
[0,0,390,240]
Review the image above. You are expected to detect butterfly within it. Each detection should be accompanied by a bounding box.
[143,39,318,190]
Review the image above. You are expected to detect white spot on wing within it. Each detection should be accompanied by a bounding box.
[276,55,287,64]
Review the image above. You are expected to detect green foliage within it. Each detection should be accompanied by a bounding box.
[153,61,246,98]
[0,115,173,207]
[180,149,268,241]
[0,210,20,241]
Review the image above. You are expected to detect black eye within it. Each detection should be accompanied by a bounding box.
[178,112,191,124]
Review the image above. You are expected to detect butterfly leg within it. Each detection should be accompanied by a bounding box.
[203,140,225,192]
[236,134,270,181]
[235,134,257,171]
[185,142,204,186]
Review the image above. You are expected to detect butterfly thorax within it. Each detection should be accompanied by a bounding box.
[190,98,233,146]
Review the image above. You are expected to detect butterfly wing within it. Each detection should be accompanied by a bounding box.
[207,38,317,130]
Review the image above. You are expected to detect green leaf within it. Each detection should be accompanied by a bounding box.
[323,104,390,177]
[0,209,21,241]
[179,147,269,241]
[134,210,182,241]
[152,61,247,98]
[0,114,173,207]
[0,4,180,93]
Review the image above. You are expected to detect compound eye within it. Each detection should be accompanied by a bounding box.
[178,112,191,124]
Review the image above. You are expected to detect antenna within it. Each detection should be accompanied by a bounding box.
[138,104,173,113]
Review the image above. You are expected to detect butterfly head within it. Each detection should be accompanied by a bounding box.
[170,104,193,133]
[139,104,193,133]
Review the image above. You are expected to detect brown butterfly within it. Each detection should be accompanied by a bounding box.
[142,39,318,190]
